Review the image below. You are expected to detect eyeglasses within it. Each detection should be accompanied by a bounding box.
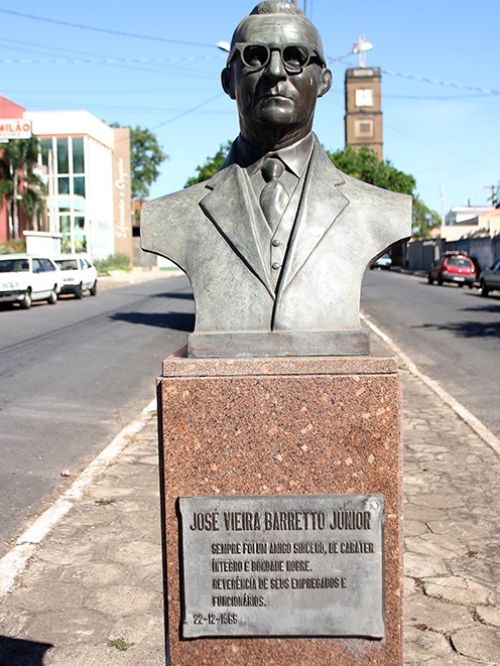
[229,42,326,73]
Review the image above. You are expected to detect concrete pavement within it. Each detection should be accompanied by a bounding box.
[0,337,499,663]
[97,267,184,291]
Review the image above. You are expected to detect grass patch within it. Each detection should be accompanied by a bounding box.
[94,253,132,275]
[0,239,26,254]
[94,498,116,506]
[107,638,135,652]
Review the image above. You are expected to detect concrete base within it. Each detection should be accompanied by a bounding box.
[158,356,403,665]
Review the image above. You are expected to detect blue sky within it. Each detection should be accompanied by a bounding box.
[0,1,498,215]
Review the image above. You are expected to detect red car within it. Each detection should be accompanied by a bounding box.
[428,252,476,288]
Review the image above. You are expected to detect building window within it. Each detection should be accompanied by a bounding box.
[355,89,373,107]
[57,137,69,173]
[59,214,71,253]
[72,137,85,173]
[74,216,87,252]
[40,138,51,168]
[41,136,88,253]
[73,176,85,197]
[58,177,70,195]
[354,119,374,138]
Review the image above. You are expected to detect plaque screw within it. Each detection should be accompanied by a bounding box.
[370,499,379,510]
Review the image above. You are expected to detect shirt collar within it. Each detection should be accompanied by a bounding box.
[236,133,314,178]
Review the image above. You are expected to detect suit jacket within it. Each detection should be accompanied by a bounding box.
[141,136,411,338]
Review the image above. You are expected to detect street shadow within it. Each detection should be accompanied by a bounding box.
[153,291,194,300]
[416,320,500,338]
[0,636,53,665]
[110,310,195,332]
[418,281,476,290]
[459,303,500,315]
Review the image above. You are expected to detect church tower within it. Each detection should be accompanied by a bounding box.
[344,36,383,159]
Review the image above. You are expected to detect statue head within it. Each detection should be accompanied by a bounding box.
[222,1,332,151]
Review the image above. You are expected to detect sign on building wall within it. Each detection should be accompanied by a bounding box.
[112,127,133,260]
[0,119,32,141]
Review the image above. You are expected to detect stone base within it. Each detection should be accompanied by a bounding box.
[158,356,402,666]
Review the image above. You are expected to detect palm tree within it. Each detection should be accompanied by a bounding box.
[0,137,47,238]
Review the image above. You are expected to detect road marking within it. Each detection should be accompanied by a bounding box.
[0,398,157,599]
[362,313,500,457]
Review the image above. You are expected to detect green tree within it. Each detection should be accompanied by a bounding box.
[412,196,441,238]
[0,137,47,238]
[327,146,438,238]
[185,142,232,187]
[326,145,415,195]
[110,123,167,199]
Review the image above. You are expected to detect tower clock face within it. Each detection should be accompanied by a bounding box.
[355,88,373,107]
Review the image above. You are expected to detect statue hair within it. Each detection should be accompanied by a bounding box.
[229,1,326,66]
[250,1,304,16]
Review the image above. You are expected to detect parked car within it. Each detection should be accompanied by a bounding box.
[479,259,500,297]
[0,254,60,308]
[428,252,476,288]
[370,253,392,270]
[54,255,98,298]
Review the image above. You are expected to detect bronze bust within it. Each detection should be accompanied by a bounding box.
[141,1,411,357]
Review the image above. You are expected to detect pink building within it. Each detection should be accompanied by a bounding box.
[0,96,28,243]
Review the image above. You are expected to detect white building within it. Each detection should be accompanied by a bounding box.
[440,207,500,242]
[25,109,132,260]
[444,205,492,226]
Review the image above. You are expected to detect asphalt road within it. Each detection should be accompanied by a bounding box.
[2,268,498,555]
[362,269,500,437]
[0,274,193,555]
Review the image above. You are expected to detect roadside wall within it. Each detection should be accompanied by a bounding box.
[407,237,498,271]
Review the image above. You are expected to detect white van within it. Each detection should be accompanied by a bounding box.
[0,254,61,309]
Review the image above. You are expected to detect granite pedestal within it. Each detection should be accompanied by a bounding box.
[158,356,403,665]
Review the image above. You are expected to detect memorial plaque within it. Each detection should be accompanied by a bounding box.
[179,494,384,638]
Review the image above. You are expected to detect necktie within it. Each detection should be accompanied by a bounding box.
[259,157,288,231]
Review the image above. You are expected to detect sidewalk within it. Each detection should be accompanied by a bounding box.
[0,346,499,664]
[98,267,184,292]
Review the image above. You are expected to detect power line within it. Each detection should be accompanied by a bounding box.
[414,149,500,175]
[381,67,500,96]
[2,8,499,97]
[330,55,500,96]
[0,8,214,48]
[151,93,224,129]
[0,55,221,66]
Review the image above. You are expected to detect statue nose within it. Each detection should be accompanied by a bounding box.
[266,49,287,79]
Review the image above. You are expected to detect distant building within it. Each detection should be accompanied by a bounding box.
[444,205,492,227]
[441,207,500,242]
[0,95,132,260]
[344,67,383,158]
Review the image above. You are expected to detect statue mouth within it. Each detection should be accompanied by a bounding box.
[259,93,292,102]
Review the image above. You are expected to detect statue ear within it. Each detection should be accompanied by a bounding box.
[317,68,333,98]
[221,67,235,99]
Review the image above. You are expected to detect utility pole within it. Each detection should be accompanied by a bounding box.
[439,184,445,228]
[485,183,499,207]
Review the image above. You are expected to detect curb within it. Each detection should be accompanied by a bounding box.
[0,398,157,599]
[362,313,500,457]
[98,269,184,291]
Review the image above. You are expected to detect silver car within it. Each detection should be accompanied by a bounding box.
[479,259,500,297]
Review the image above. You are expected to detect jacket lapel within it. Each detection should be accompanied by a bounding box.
[200,165,274,297]
[278,144,350,295]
